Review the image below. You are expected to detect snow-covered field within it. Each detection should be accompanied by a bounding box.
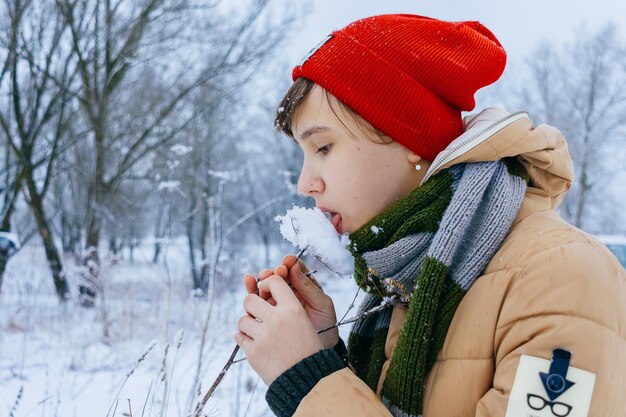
[0,239,360,417]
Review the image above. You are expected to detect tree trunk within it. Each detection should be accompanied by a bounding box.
[199,197,210,292]
[152,241,162,264]
[79,211,101,307]
[152,204,164,263]
[574,163,589,228]
[0,176,20,293]
[60,209,71,253]
[0,253,9,293]
[58,205,81,258]
[25,176,69,302]
[82,201,110,340]
[186,214,199,290]
[108,236,118,256]
[129,238,136,263]
[79,122,107,307]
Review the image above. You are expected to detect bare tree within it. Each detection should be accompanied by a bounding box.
[51,144,86,258]
[0,0,76,301]
[54,0,297,306]
[521,24,626,230]
[0,149,23,291]
[173,92,235,293]
[239,97,306,268]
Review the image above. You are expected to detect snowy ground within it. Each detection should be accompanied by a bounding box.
[0,239,361,417]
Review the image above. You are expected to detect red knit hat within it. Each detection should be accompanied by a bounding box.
[292,14,507,161]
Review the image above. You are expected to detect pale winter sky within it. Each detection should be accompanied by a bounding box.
[280,0,626,78]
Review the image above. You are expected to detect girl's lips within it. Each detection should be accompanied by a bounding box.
[318,207,343,234]
[330,212,343,234]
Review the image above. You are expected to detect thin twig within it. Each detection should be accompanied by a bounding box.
[193,344,241,417]
[315,296,397,334]
[193,244,311,413]
[311,254,345,277]
[106,342,157,417]
[296,245,308,260]
[8,386,23,417]
[242,376,260,417]
[111,398,120,417]
[338,286,361,324]
[140,380,153,417]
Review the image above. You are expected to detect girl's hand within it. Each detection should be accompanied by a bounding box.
[235,275,324,385]
[243,256,339,349]
[281,255,340,349]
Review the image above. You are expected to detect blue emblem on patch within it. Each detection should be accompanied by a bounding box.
[540,348,576,401]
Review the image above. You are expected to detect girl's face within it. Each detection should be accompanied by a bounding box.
[292,85,428,234]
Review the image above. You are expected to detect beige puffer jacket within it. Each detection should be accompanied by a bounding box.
[293,110,626,417]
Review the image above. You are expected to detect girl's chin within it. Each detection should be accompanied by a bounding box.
[340,220,356,235]
[345,219,368,235]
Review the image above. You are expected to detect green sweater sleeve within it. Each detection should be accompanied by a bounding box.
[265,342,347,417]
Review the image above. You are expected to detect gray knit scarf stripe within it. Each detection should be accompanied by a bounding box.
[351,161,526,415]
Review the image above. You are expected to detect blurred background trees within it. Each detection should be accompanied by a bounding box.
[0,0,302,300]
[525,24,626,231]
[488,23,626,232]
[0,2,624,303]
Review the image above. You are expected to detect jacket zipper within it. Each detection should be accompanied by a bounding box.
[421,111,529,185]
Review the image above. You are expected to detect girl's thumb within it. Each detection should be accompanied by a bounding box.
[291,262,324,301]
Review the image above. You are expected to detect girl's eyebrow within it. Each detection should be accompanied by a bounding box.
[298,125,331,141]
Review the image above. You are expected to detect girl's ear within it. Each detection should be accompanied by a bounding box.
[407,152,423,165]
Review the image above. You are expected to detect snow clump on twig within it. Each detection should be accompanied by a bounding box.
[275,206,354,276]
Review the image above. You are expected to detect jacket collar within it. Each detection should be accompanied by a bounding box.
[421,108,574,226]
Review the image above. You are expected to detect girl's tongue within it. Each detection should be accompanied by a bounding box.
[330,212,343,234]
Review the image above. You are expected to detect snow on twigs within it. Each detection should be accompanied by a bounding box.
[274,206,354,276]
[158,180,181,191]
[170,144,192,155]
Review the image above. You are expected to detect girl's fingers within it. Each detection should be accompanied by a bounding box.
[258,269,273,280]
[274,264,288,280]
[233,330,253,351]
[243,294,273,321]
[294,291,305,307]
[302,269,323,291]
[258,283,272,300]
[257,269,274,299]
[288,262,326,305]
[257,275,297,304]
[283,255,317,289]
[283,255,314,290]
[282,255,310,274]
[244,274,257,294]
[282,255,298,269]
[253,259,313,301]
[237,315,262,339]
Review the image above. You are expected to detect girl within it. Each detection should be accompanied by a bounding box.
[234,14,626,417]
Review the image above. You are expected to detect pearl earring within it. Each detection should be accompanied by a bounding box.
[415,163,422,171]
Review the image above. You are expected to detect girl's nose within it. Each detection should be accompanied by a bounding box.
[297,161,324,196]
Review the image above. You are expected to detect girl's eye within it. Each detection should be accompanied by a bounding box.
[316,144,332,154]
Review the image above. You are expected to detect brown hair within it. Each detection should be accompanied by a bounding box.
[274,78,391,144]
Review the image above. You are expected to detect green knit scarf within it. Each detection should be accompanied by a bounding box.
[346,160,528,416]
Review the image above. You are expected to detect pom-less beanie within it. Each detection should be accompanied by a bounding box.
[292,14,507,161]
